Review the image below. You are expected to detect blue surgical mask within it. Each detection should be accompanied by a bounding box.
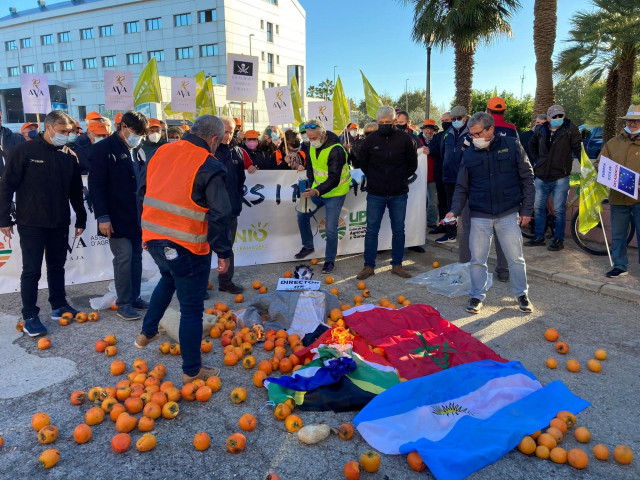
[452,120,464,130]
[624,126,640,135]
[550,118,563,128]
[67,133,78,143]
[46,126,69,147]
[127,132,143,148]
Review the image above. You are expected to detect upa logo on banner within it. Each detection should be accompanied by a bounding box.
[104,70,134,110]
[348,210,367,240]
[319,217,347,241]
[0,238,13,269]
[234,222,269,252]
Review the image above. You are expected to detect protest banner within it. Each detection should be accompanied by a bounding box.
[170,77,197,113]
[597,155,639,200]
[226,54,259,103]
[104,70,134,111]
[20,74,52,114]
[264,85,295,126]
[307,101,333,130]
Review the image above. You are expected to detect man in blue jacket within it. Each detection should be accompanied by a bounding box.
[89,111,149,321]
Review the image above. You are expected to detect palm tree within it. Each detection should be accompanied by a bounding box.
[402,0,521,111]
[532,0,557,123]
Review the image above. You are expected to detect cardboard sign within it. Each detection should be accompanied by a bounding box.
[170,77,196,113]
[226,54,259,102]
[264,86,295,125]
[276,279,322,291]
[597,155,639,200]
[307,101,333,130]
[20,74,51,114]
[104,70,134,110]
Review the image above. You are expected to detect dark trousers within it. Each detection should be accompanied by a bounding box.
[215,216,238,286]
[434,160,448,219]
[444,183,458,238]
[142,240,210,376]
[18,225,69,320]
[109,236,142,306]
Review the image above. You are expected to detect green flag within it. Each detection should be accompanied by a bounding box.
[196,76,216,116]
[492,86,498,97]
[578,146,609,234]
[163,102,194,122]
[332,76,350,133]
[361,70,382,118]
[290,75,303,125]
[133,57,162,106]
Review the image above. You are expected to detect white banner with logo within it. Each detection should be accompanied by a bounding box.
[307,101,333,130]
[264,86,295,125]
[0,161,426,294]
[226,54,259,103]
[170,77,197,113]
[104,70,134,111]
[20,74,52,114]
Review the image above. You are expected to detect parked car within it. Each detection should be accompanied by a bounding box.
[581,126,603,159]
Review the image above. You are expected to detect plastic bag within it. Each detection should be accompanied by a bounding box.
[159,307,219,342]
[407,262,493,298]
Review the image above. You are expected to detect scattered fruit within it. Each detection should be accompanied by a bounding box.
[39,448,60,469]
[111,432,131,454]
[592,443,609,460]
[31,412,51,431]
[73,424,92,444]
[343,460,361,480]
[193,432,210,451]
[360,450,381,473]
[135,433,157,452]
[613,444,633,464]
[566,359,580,372]
[432,261,440,268]
[555,342,569,354]
[37,337,52,350]
[518,436,536,454]
[567,448,589,469]
[594,349,607,360]
[226,433,246,453]
[587,358,602,372]
[550,447,568,464]
[285,414,303,433]
[545,357,558,369]
[544,328,559,342]
[407,451,426,471]
[338,423,355,440]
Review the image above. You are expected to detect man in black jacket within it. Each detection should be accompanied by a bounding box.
[0,110,87,337]
[519,114,547,167]
[0,111,26,176]
[89,111,149,321]
[356,106,418,280]
[526,104,582,251]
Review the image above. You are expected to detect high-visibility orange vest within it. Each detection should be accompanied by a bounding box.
[141,140,210,255]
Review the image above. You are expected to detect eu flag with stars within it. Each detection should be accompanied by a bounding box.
[617,166,638,197]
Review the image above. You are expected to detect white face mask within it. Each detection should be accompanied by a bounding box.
[148,132,161,143]
[310,140,323,148]
[46,126,69,147]
[624,126,640,135]
[127,132,143,148]
[473,137,491,150]
[349,129,358,137]
[301,134,309,142]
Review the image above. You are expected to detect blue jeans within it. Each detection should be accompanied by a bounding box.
[533,176,570,241]
[427,182,439,227]
[469,212,528,301]
[364,193,408,268]
[109,236,142,306]
[142,240,210,376]
[610,203,640,271]
[297,194,346,263]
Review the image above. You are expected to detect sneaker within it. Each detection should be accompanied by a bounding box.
[547,238,564,251]
[135,332,160,349]
[294,247,315,259]
[356,266,375,280]
[496,271,510,283]
[23,316,47,337]
[517,295,534,313]
[321,261,335,274]
[524,237,545,247]
[219,283,244,294]
[116,305,141,321]
[606,268,628,278]
[132,298,149,310]
[435,234,456,244]
[466,298,483,314]
[409,246,425,253]
[429,225,446,235]
[391,265,412,278]
[183,366,220,385]
[51,304,79,320]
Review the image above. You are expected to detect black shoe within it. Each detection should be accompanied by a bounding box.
[408,246,425,253]
[524,237,545,247]
[294,247,315,259]
[466,298,483,314]
[132,298,149,310]
[496,271,510,283]
[429,225,446,235]
[23,316,47,337]
[219,283,244,294]
[605,268,628,278]
[517,295,534,313]
[547,238,564,251]
[436,234,456,244]
[116,305,141,321]
[321,261,334,274]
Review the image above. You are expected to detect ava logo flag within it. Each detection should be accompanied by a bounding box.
[354,360,590,480]
[133,57,162,106]
[289,75,303,125]
[333,76,350,134]
[308,101,333,130]
[226,54,259,102]
[597,154,639,200]
[104,70,134,110]
[264,86,295,125]
[20,74,51,114]
[360,70,382,118]
[578,146,610,234]
[170,77,196,113]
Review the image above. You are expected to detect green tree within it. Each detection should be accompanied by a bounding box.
[469,90,534,132]
[306,79,335,100]
[532,0,558,125]
[402,0,521,111]
[554,74,606,126]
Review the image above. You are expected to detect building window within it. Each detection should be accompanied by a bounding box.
[80,28,94,40]
[148,50,164,62]
[210,76,217,84]
[5,40,16,51]
[20,38,32,48]
[22,65,35,73]
[176,47,193,59]
[102,55,117,67]
[125,21,140,34]
[100,25,114,37]
[261,52,265,61]
[266,22,273,42]
[260,20,264,30]
[146,18,162,30]
[58,31,71,43]
[198,9,216,23]
[41,34,53,45]
[267,53,274,73]
[127,52,143,65]
[8,66,19,77]
[262,81,266,89]
[43,62,56,73]
[199,44,218,57]
[174,13,191,27]
[83,58,97,69]
[268,82,275,88]
[61,60,74,71]
[265,0,278,4]
[276,55,280,64]
[276,24,279,34]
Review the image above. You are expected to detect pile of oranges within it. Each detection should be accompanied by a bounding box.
[543,328,607,373]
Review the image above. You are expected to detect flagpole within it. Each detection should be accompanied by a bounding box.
[598,210,613,267]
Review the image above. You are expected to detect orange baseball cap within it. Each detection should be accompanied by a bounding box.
[148,118,162,128]
[347,123,359,129]
[21,122,38,132]
[487,97,507,112]
[85,111,103,121]
[244,130,259,139]
[420,119,438,130]
[88,123,110,135]
[233,117,242,127]
[114,113,123,123]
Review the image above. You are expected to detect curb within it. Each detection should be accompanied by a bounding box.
[426,238,640,305]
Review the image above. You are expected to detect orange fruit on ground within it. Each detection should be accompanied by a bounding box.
[111,432,131,454]
[338,423,355,440]
[238,413,258,432]
[39,448,60,469]
[613,444,633,464]
[284,414,303,433]
[544,328,559,342]
[95,339,108,352]
[362,288,370,297]
[230,387,248,404]
[253,371,267,388]
[407,451,426,471]
[223,352,239,366]
[31,412,51,431]
[555,341,569,354]
[535,445,550,459]
[556,411,576,428]
[566,359,580,372]
[195,386,212,402]
[518,436,536,455]
[205,376,221,392]
[330,308,343,322]
[110,360,126,375]
[109,304,118,310]
[193,432,211,451]
[432,261,440,268]
[252,280,262,289]
[397,295,406,304]
[259,286,268,294]
[594,349,607,360]
[360,450,381,473]
[402,300,411,306]
[574,426,591,443]
[357,281,366,290]
[537,433,557,450]
[325,275,334,284]
[546,357,558,369]
[592,443,609,460]
[343,460,361,480]
[330,288,339,296]
[37,337,52,350]
[567,448,589,469]
[341,304,351,311]
[225,433,246,454]
[273,402,291,420]
[279,358,293,373]
[549,418,568,434]
[234,294,244,303]
[530,430,542,440]
[550,447,568,464]
[353,295,363,304]
[587,358,602,372]
[284,270,293,278]
[311,258,318,265]
[546,426,564,443]
[73,424,93,444]
[258,360,273,375]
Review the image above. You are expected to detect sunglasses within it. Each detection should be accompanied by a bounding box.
[451,116,464,121]
[304,123,320,130]
[551,114,564,119]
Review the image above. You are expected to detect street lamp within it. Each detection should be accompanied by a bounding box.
[249,34,255,129]
[333,65,339,87]
[424,34,434,119]
[405,78,409,113]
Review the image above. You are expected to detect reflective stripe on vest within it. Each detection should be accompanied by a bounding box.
[310,143,350,197]
[141,139,210,255]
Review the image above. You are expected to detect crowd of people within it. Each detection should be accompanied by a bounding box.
[0,98,638,382]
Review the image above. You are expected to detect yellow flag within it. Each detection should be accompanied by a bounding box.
[492,86,498,97]
[361,70,382,118]
[290,75,303,125]
[578,145,609,234]
[198,76,217,116]
[332,76,350,133]
[133,57,162,106]
[163,102,194,122]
